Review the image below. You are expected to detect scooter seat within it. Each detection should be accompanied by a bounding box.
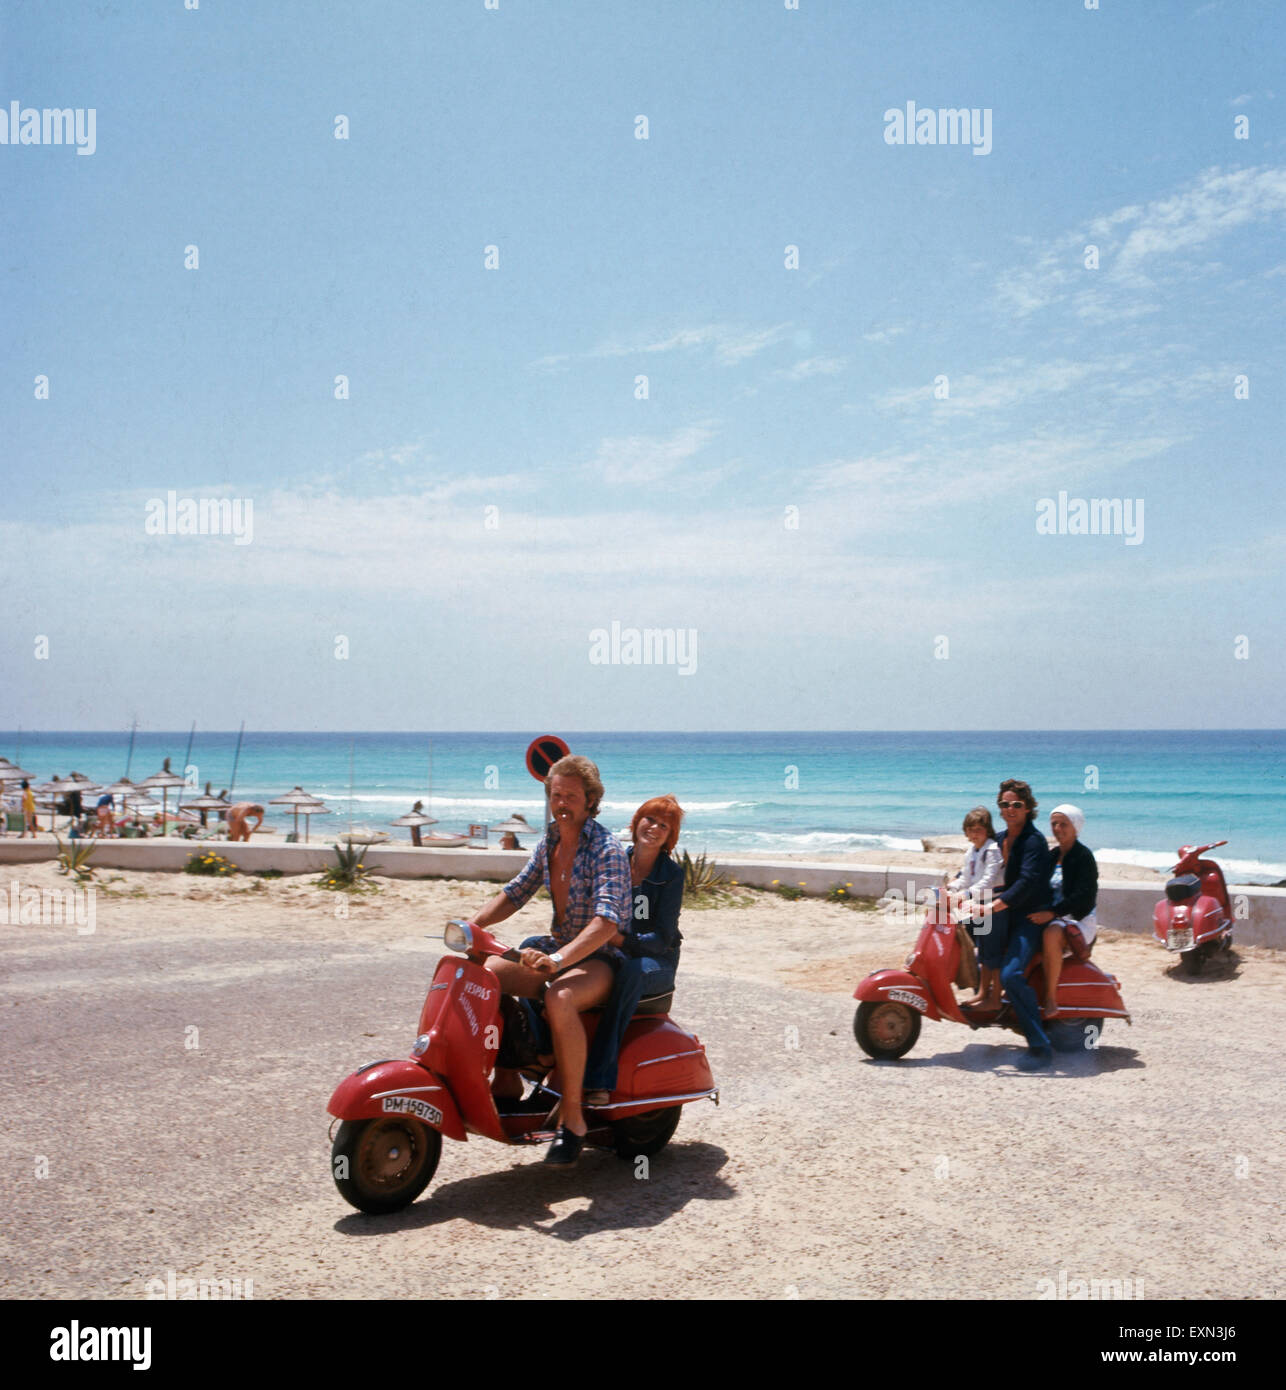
[632,991,674,1017]
[1165,874,1201,903]
[583,990,674,1018]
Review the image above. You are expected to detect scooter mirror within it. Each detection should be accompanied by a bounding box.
[443,920,473,952]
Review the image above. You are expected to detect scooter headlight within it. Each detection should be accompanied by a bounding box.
[443,920,473,953]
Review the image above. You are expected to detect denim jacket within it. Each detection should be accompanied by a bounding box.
[623,849,684,965]
[996,818,1053,915]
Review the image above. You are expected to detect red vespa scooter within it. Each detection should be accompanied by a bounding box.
[327,919,718,1213]
[852,890,1130,1059]
[1152,840,1234,974]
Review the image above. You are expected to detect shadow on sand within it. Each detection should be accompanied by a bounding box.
[861,1036,1144,1076]
[335,1140,734,1240]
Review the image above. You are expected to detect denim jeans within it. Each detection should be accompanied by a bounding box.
[1000,917,1051,1051]
[977,909,1011,969]
[583,954,678,1092]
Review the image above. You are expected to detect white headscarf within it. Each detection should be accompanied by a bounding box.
[1050,803,1085,835]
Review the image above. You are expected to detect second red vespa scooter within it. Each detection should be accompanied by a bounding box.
[1152,840,1234,974]
[853,890,1130,1059]
[327,920,718,1213]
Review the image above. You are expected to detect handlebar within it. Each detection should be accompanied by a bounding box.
[1172,840,1228,872]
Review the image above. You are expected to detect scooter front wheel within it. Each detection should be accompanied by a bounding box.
[332,1117,441,1214]
[853,1001,921,1059]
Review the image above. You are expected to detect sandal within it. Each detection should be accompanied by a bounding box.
[583,1089,611,1108]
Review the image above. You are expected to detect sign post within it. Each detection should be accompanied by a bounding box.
[525,735,570,829]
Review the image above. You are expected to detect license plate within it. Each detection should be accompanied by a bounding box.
[1168,929,1193,952]
[381,1096,443,1126]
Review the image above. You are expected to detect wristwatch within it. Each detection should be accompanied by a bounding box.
[549,951,564,967]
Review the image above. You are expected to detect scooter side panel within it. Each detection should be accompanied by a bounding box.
[610,1017,716,1119]
[327,1059,467,1140]
[1053,961,1130,1020]
[1191,896,1229,945]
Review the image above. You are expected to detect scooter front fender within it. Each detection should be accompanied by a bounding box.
[327,1059,466,1141]
[854,969,941,1021]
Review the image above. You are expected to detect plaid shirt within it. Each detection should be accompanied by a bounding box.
[502,815,632,948]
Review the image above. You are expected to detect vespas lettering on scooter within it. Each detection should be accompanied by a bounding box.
[459,996,480,1035]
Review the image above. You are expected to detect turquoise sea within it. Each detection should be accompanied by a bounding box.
[4,730,1284,883]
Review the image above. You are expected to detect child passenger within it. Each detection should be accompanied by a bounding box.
[946,805,1002,926]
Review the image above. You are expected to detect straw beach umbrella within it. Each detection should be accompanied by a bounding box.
[391,801,439,847]
[183,792,231,832]
[35,778,83,833]
[139,760,186,837]
[296,798,330,844]
[491,812,535,849]
[270,787,329,841]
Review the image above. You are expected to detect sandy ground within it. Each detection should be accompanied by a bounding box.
[1,862,1283,1300]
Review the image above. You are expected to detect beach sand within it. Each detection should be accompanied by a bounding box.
[2,862,1282,1299]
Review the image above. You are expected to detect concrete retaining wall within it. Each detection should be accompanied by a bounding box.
[2,840,1283,947]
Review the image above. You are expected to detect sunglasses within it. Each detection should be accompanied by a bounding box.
[998,800,1026,810]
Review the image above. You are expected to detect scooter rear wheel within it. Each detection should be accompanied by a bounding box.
[332,1117,441,1214]
[854,1001,921,1059]
[612,1105,682,1159]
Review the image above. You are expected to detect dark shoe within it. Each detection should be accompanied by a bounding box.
[1016,1048,1053,1072]
[543,1125,585,1166]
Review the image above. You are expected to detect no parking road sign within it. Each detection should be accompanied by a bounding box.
[525,735,570,782]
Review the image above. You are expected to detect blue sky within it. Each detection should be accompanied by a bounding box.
[3,0,1285,731]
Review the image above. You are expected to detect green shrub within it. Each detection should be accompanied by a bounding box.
[316,842,379,893]
[184,850,237,877]
[54,834,98,883]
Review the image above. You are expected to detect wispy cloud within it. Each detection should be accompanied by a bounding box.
[862,325,908,344]
[995,164,1286,316]
[772,355,846,382]
[529,323,791,372]
[587,423,720,487]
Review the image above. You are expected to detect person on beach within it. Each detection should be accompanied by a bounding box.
[581,795,686,1108]
[226,803,264,842]
[95,791,117,835]
[20,780,36,837]
[945,806,1002,942]
[961,781,1053,1061]
[466,754,631,1168]
[1027,804,1099,1020]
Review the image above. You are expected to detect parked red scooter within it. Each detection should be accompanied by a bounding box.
[327,920,718,1213]
[852,890,1130,1059]
[1152,840,1234,975]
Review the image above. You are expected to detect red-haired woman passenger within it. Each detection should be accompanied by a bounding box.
[581,795,686,1108]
